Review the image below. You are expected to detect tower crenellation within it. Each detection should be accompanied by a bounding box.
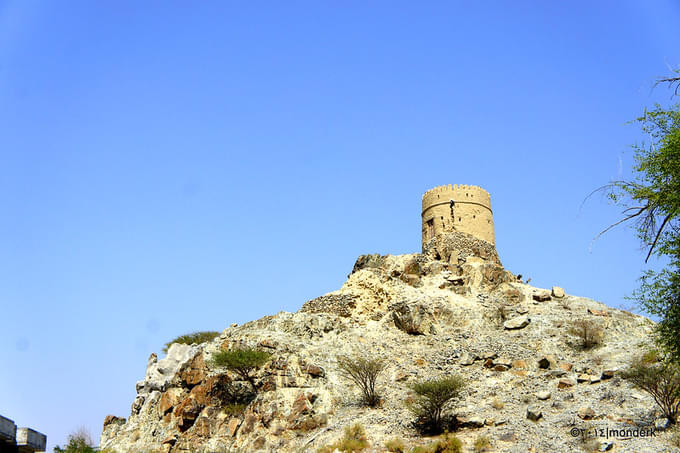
[421,184,495,249]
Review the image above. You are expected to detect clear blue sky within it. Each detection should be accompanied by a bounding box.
[1,1,679,449]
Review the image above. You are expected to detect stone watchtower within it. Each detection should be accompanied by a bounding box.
[421,185,500,264]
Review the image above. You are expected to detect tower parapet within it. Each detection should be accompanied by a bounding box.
[421,184,495,249]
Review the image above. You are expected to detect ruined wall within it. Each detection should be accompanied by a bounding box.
[421,184,495,249]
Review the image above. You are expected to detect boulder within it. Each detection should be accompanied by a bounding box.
[577,407,595,420]
[527,406,543,421]
[504,315,530,330]
[557,378,576,389]
[305,365,325,378]
[601,369,616,380]
[103,415,125,428]
[460,353,475,366]
[551,287,565,298]
[532,291,551,302]
[536,391,551,400]
[467,416,486,428]
[136,344,200,395]
[512,359,527,369]
[559,362,573,372]
[588,308,610,317]
[391,301,439,335]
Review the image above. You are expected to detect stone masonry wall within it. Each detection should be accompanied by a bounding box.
[421,184,495,248]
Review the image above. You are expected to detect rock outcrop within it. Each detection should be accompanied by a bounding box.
[100,250,667,453]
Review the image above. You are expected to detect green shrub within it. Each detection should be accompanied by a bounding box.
[53,428,95,453]
[163,331,220,353]
[568,319,603,349]
[411,433,462,453]
[621,354,680,423]
[337,354,387,407]
[317,423,369,452]
[222,402,248,416]
[211,348,271,391]
[385,437,407,452]
[642,349,661,364]
[473,435,491,452]
[407,376,465,433]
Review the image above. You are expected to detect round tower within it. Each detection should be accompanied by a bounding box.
[421,184,495,248]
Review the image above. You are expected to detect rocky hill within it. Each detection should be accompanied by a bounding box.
[100,232,673,453]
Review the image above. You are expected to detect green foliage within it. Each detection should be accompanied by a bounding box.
[473,435,491,452]
[634,265,680,362]
[597,94,680,363]
[222,402,248,416]
[337,354,387,407]
[317,423,369,453]
[568,319,604,350]
[407,376,465,433]
[163,331,220,353]
[53,429,95,453]
[621,354,680,423]
[210,348,271,391]
[410,433,462,453]
[642,349,661,364]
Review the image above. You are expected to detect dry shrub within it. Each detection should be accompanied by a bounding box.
[568,319,604,349]
[317,424,369,453]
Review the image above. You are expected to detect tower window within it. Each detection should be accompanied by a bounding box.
[427,219,434,239]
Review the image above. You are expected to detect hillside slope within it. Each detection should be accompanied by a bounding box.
[100,240,670,453]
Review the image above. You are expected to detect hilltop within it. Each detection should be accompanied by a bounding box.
[99,230,670,452]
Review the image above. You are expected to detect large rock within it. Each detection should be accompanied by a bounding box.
[527,406,543,421]
[551,286,565,298]
[390,300,440,335]
[504,315,530,330]
[136,344,200,395]
[532,291,551,302]
[577,407,595,420]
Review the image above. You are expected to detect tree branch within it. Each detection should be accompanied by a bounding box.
[645,214,672,263]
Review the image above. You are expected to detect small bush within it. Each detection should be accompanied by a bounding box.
[642,349,661,364]
[317,423,369,453]
[222,402,248,416]
[473,435,491,452]
[211,348,271,391]
[408,376,465,433]
[384,438,407,452]
[208,373,254,407]
[568,319,603,349]
[53,428,95,453]
[163,331,220,353]
[411,433,462,453]
[337,354,387,407]
[621,355,680,424]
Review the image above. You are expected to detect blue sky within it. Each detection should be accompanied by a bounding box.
[1,1,679,449]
